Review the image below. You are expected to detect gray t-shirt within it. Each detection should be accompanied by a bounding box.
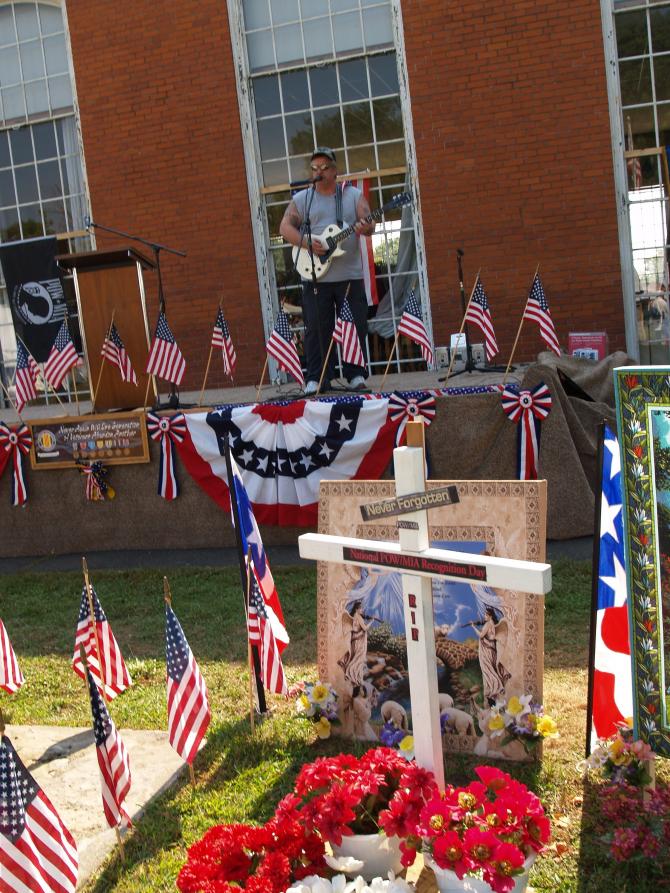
[292,184,363,283]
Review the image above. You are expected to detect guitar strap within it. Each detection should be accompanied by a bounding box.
[335,182,343,228]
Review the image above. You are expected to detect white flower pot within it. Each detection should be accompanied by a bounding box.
[331,831,403,880]
[426,853,535,893]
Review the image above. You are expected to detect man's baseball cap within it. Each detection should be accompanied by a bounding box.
[311,147,336,163]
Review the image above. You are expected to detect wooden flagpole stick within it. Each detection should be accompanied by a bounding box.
[82,557,107,701]
[316,338,336,394]
[504,263,540,383]
[143,373,156,412]
[164,576,197,785]
[444,268,481,383]
[255,357,268,404]
[92,310,116,409]
[379,331,399,393]
[0,378,26,426]
[198,343,215,407]
[115,826,126,862]
[243,547,256,732]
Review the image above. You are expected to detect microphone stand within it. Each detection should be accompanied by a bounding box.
[86,217,187,408]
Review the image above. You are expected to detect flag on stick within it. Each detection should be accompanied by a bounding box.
[247,560,287,694]
[84,663,132,828]
[211,308,237,377]
[522,274,560,356]
[588,424,632,750]
[0,619,23,694]
[0,733,78,893]
[398,291,433,365]
[146,311,186,385]
[464,276,499,361]
[14,341,39,413]
[333,297,365,368]
[165,599,211,765]
[101,323,137,385]
[44,320,78,389]
[72,585,132,701]
[266,310,304,386]
[228,452,289,652]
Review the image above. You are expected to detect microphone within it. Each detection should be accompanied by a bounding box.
[289,175,323,188]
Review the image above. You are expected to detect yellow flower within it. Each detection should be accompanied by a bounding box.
[488,714,505,731]
[315,717,331,739]
[506,696,524,716]
[537,715,559,738]
[311,683,330,704]
[399,735,415,759]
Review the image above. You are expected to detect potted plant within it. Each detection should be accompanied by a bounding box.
[408,766,550,893]
[277,747,438,881]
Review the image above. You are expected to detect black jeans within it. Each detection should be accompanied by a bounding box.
[302,278,368,383]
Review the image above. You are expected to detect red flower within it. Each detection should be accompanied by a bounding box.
[463,827,499,864]
[625,374,639,389]
[633,445,644,458]
[639,533,649,546]
[432,830,475,878]
[475,765,510,791]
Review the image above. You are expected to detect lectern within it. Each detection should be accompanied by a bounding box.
[57,248,156,411]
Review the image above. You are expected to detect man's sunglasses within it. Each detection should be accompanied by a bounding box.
[310,163,331,171]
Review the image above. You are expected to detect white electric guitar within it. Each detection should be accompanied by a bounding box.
[291,191,411,280]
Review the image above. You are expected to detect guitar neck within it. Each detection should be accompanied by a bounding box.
[331,205,388,246]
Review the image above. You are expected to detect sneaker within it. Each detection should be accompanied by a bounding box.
[303,380,319,396]
[349,375,367,391]
[329,379,348,391]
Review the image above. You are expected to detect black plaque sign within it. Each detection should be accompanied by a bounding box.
[342,545,487,582]
[360,484,460,521]
[29,412,149,469]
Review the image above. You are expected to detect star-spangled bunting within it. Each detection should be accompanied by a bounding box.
[146,413,187,499]
[85,665,132,829]
[166,602,211,764]
[398,291,433,365]
[101,322,137,385]
[388,391,436,446]
[0,734,78,893]
[146,311,186,386]
[266,310,304,386]
[589,424,632,749]
[333,297,366,368]
[14,340,39,413]
[247,560,287,694]
[0,424,31,506]
[464,276,499,361]
[501,383,552,480]
[72,585,132,701]
[78,460,112,501]
[522,273,561,356]
[0,618,24,694]
[44,320,78,389]
[211,308,237,377]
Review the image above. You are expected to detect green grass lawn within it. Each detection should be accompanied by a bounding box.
[0,559,666,892]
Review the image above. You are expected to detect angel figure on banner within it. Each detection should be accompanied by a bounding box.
[467,592,512,707]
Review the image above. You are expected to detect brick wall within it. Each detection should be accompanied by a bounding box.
[66,1,625,387]
[66,1,265,389]
[400,0,624,359]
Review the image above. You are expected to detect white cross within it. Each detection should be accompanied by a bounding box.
[299,445,552,790]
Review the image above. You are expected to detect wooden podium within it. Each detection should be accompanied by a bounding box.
[57,248,157,411]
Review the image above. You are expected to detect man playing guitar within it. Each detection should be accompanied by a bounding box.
[279,147,375,395]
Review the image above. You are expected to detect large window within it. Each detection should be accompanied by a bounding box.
[614,0,670,362]
[0,1,90,407]
[239,0,429,376]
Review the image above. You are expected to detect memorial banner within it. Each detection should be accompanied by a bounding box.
[29,412,149,469]
[0,236,68,362]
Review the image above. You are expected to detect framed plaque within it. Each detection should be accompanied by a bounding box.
[29,411,149,470]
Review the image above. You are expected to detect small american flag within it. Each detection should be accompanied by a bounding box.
[247,562,286,695]
[398,291,433,365]
[0,735,78,893]
[522,273,561,356]
[14,341,39,413]
[266,310,304,386]
[0,619,23,694]
[85,665,131,829]
[101,322,137,385]
[166,602,211,765]
[333,297,365,368]
[211,307,237,377]
[146,311,186,385]
[44,320,78,389]
[464,277,499,361]
[72,585,132,701]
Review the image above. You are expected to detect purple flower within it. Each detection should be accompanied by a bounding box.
[379,721,406,748]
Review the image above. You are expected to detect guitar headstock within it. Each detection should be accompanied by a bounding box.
[386,191,412,211]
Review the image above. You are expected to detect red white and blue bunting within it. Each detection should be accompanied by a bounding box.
[0,423,31,506]
[501,383,552,480]
[388,391,436,446]
[146,412,187,500]
[173,397,398,526]
[77,460,114,501]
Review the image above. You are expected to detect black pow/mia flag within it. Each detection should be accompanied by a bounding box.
[0,236,67,362]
